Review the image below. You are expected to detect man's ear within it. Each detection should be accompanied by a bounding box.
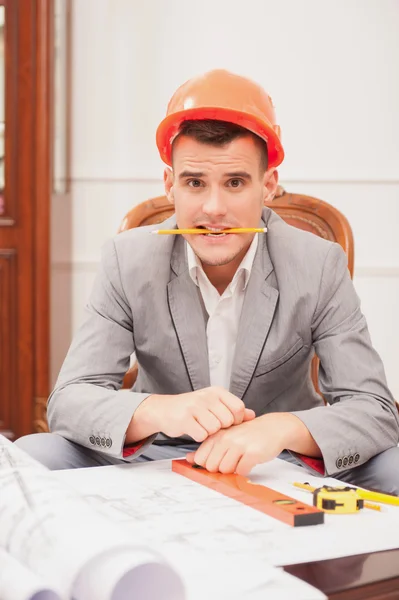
[263,168,279,204]
[164,168,175,205]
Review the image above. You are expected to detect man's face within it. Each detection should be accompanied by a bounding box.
[165,135,277,268]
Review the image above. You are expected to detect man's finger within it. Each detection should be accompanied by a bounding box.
[243,408,256,421]
[186,452,196,464]
[192,436,215,467]
[217,390,247,424]
[218,448,243,474]
[205,445,229,473]
[235,452,258,476]
[208,402,235,429]
[187,419,209,443]
[194,410,222,436]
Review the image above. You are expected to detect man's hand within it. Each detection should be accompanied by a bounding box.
[186,413,321,476]
[126,387,255,444]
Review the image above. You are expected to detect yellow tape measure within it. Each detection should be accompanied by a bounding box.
[293,482,381,514]
[313,485,364,514]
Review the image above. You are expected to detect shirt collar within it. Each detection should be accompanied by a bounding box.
[187,234,258,293]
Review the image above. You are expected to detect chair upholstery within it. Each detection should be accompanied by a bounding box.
[118,186,354,394]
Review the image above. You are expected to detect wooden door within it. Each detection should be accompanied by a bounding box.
[0,0,53,439]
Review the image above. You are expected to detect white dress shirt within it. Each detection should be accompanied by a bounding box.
[187,235,258,388]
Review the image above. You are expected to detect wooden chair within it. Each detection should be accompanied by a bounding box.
[118,185,354,393]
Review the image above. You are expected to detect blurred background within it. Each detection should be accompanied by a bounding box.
[1,0,398,438]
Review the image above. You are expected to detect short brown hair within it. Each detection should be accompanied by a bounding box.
[173,119,268,172]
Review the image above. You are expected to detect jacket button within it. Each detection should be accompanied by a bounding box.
[100,437,106,447]
[348,455,354,465]
[95,436,101,446]
[106,438,112,448]
[336,458,343,469]
[89,435,95,445]
[342,456,349,467]
[354,453,360,463]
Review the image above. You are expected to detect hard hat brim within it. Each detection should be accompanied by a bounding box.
[156,106,284,169]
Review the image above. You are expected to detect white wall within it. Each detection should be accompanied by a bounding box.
[51,0,399,399]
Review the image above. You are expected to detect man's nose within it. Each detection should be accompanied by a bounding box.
[202,189,227,216]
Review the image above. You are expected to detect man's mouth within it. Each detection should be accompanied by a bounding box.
[197,225,231,237]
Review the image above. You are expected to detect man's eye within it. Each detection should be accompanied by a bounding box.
[188,179,203,188]
[229,179,243,188]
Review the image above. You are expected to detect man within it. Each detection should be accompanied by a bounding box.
[16,69,399,494]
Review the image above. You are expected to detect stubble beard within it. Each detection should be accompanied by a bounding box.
[194,246,245,267]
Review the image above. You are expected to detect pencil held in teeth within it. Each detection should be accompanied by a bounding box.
[151,227,268,235]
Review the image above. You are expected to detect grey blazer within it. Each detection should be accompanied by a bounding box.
[48,208,399,475]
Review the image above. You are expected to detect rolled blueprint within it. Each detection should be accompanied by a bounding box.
[0,435,185,600]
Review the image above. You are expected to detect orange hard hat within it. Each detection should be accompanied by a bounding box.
[156,69,284,169]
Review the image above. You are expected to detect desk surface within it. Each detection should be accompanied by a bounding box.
[56,458,399,600]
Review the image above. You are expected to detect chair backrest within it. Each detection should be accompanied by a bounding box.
[118,186,354,394]
[118,185,354,276]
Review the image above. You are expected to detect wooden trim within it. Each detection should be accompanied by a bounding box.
[1,0,18,224]
[0,249,17,435]
[266,191,355,277]
[33,396,49,432]
[0,0,54,437]
[12,0,35,435]
[33,0,53,422]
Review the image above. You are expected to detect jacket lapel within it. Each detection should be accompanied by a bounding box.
[167,235,210,391]
[229,228,279,399]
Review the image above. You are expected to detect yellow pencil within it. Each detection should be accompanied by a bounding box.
[356,488,399,507]
[293,482,315,492]
[151,227,267,235]
[364,502,381,511]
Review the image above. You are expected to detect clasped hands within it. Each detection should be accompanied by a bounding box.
[131,386,310,476]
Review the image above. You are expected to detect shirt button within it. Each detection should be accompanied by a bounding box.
[209,352,221,366]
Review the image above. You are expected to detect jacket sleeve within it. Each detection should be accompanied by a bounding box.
[47,238,156,461]
[290,243,399,476]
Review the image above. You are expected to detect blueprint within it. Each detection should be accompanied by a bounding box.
[0,435,184,600]
[56,457,399,570]
[0,434,324,600]
[56,458,330,600]
[0,547,61,600]
[55,455,398,599]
